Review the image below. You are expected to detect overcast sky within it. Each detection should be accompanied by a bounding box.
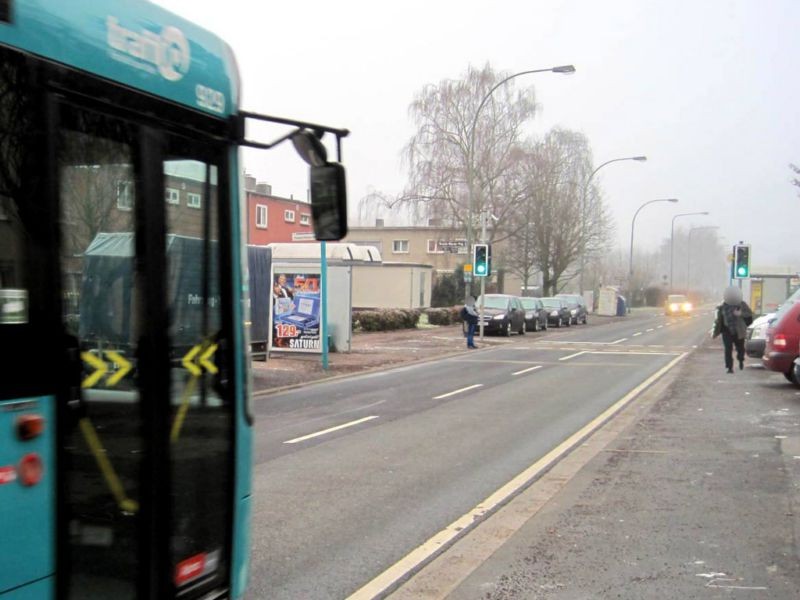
[156,0,799,268]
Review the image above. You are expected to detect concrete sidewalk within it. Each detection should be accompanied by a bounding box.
[407,337,800,598]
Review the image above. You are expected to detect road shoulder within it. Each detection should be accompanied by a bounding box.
[392,339,800,599]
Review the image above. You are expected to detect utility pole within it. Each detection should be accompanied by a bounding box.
[478,210,488,340]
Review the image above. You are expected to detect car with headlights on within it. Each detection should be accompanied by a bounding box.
[541,297,572,328]
[520,297,548,332]
[476,294,526,336]
[745,312,775,359]
[664,294,692,316]
[557,293,588,325]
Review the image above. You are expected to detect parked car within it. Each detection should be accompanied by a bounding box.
[520,297,548,332]
[763,300,800,386]
[745,312,775,359]
[476,294,526,336]
[557,293,588,325]
[665,294,692,316]
[541,297,572,328]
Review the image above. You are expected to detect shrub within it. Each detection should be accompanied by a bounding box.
[425,306,462,326]
[352,308,422,332]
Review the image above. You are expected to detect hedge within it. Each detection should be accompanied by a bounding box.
[423,306,462,326]
[353,308,422,332]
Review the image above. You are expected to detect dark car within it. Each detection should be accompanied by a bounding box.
[763,300,800,386]
[476,294,526,336]
[520,297,548,332]
[556,293,588,325]
[541,297,572,328]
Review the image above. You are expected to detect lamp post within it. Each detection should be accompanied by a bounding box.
[670,211,709,291]
[466,64,575,302]
[578,155,647,294]
[629,198,679,308]
[687,225,719,293]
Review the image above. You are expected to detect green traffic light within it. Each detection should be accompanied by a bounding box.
[476,265,486,274]
[737,266,747,276]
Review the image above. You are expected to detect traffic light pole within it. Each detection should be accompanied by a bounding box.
[479,211,487,340]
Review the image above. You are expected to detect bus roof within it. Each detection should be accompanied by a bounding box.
[0,0,239,118]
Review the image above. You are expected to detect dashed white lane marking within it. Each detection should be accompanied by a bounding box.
[284,415,379,444]
[648,345,665,348]
[632,332,643,337]
[657,325,664,329]
[610,338,628,344]
[559,351,588,361]
[347,352,689,600]
[646,328,655,332]
[433,384,483,400]
[512,365,543,376]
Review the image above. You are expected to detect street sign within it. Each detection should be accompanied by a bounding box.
[438,239,467,253]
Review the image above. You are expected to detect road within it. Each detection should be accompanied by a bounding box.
[247,309,711,599]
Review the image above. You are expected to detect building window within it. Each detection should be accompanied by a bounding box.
[427,239,444,254]
[187,192,202,209]
[392,239,409,254]
[116,180,133,211]
[284,209,295,223]
[165,187,180,204]
[255,204,268,229]
[300,213,310,226]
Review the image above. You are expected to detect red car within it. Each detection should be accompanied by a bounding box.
[763,300,800,385]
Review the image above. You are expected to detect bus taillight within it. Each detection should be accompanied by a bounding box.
[18,453,43,486]
[16,414,45,440]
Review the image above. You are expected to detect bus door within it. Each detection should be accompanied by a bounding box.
[57,100,235,599]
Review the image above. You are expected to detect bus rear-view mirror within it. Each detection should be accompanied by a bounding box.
[310,163,348,241]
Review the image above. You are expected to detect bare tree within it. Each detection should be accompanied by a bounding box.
[516,128,613,296]
[359,64,536,241]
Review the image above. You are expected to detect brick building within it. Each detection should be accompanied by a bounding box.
[242,174,313,244]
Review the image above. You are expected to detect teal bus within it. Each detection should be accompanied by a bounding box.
[0,1,348,598]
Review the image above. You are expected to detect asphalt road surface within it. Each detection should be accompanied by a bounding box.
[247,309,712,599]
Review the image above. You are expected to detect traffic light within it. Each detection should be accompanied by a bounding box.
[473,243,491,277]
[733,244,751,279]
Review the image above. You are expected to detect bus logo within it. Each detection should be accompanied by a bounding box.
[107,16,191,82]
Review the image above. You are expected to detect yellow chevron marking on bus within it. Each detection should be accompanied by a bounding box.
[105,351,132,386]
[199,343,218,374]
[182,344,203,376]
[81,352,108,388]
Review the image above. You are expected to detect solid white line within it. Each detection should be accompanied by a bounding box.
[433,384,483,400]
[347,352,688,600]
[559,351,587,361]
[512,365,543,376]
[632,332,643,337]
[283,415,379,444]
[610,338,628,345]
[589,351,680,356]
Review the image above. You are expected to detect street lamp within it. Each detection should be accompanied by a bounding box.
[629,198,679,307]
[466,64,575,302]
[687,225,719,292]
[670,211,709,291]
[578,155,647,293]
